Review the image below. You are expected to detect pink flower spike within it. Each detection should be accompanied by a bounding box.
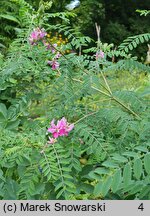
[57,117,67,128]
[51,43,57,53]
[47,60,59,70]
[55,52,62,59]
[47,117,74,138]
[46,43,51,50]
[47,127,56,133]
[95,50,105,60]
[52,61,60,70]
[42,40,51,50]
[51,119,55,127]
[100,50,104,58]
[39,28,47,38]
[47,60,52,65]
[29,27,47,45]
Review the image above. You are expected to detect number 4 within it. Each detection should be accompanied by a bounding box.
[138,203,144,211]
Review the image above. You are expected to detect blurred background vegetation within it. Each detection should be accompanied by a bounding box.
[0,0,150,59]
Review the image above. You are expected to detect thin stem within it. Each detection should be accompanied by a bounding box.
[74,111,99,125]
[95,22,112,95]
[96,58,112,95]
[91,85,110,97]
[98,81,112,94]
[72,78,141,119]
[112,96,141,119]
[95,23,101,45]
[50,42,68,60]
[72,78,110,97]
[100,70,112,95]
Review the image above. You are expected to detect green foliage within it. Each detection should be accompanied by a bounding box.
[136,9,150,16]
[110,59,150,73]
[118,33,150,53]
[0,103,20,130]
[48,24,92,50]
[90,146,150,199]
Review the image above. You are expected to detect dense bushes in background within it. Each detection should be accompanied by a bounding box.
[1,0,150,59]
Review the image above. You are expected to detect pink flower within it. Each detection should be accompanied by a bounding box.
[47,119,60,138]
[47,60,59,70]
[51,44,57,53]
[29,27,47,45]
[39,29,47,38]
[46,43,51,50]
[95,50,104,59]
[47,117,74,138]
[55,52,62,59]
[42,40,51,50]
[66,123,74,133]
